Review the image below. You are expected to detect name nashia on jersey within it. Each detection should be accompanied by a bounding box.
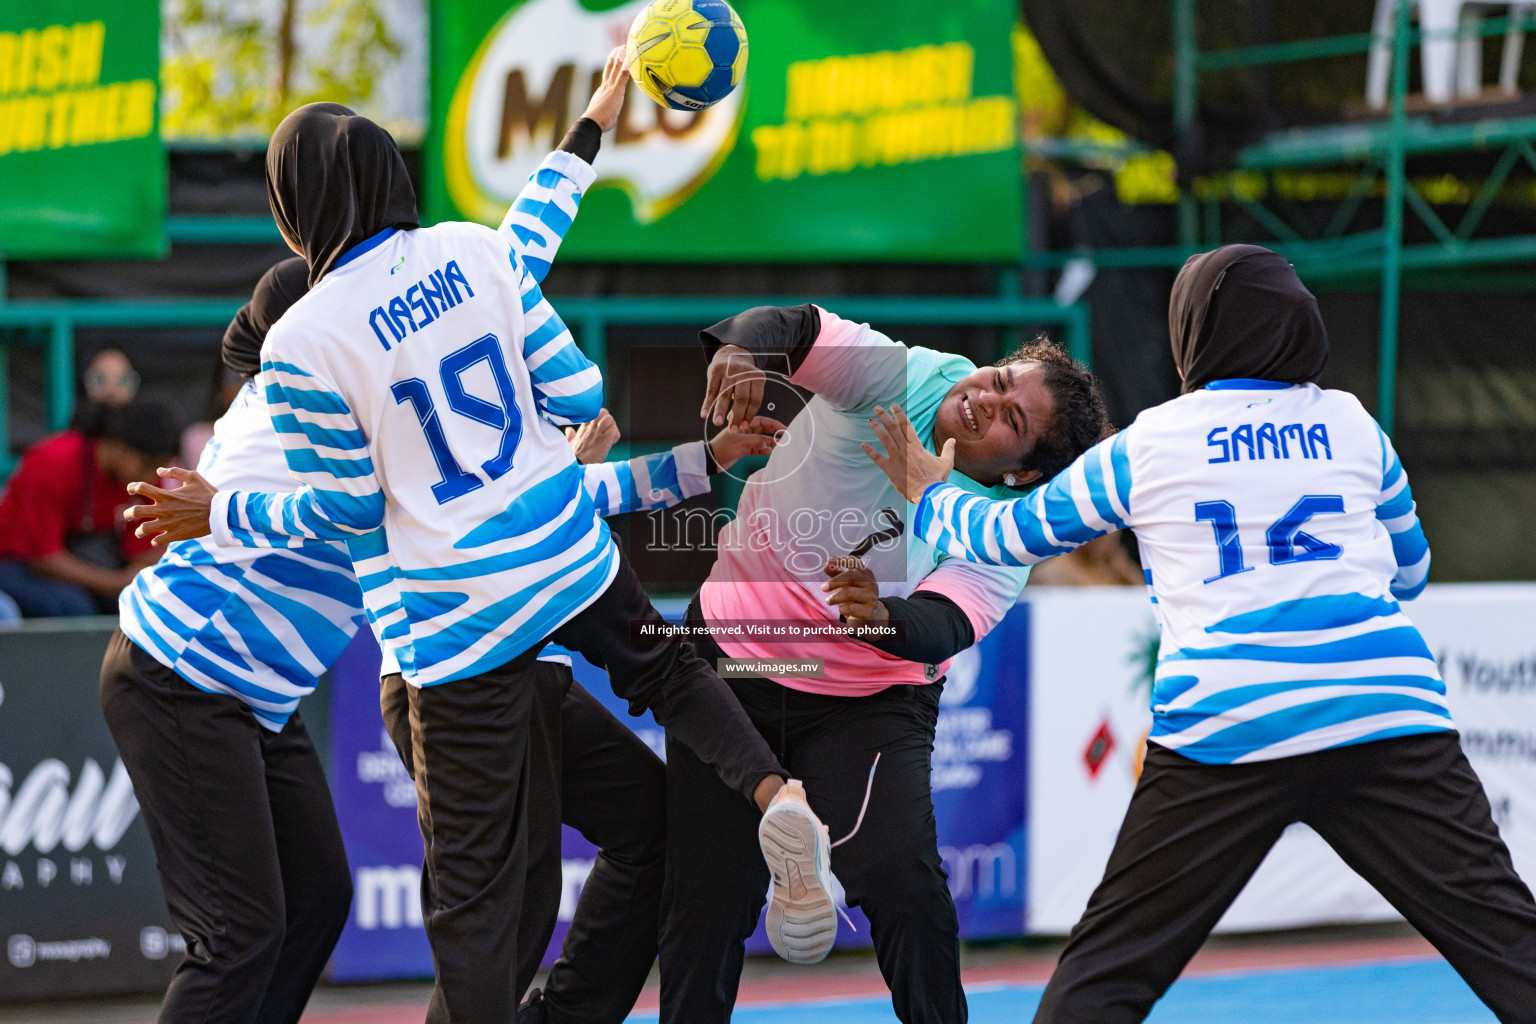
[367,260,475,351]
[1207,422,1332,464]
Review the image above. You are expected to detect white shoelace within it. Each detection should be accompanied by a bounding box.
[826,752,881,932]
[831,751,881,849]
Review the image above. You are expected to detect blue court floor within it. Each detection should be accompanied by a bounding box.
[630,958,1496,1024]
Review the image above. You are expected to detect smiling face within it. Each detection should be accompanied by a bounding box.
[931,361,1056,487]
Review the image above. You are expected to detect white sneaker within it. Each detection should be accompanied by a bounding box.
[758,779,838,964]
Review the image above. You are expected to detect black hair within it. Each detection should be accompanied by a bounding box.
[998,335,1111,484]
[69,400,114,439]
[100,397,182,461]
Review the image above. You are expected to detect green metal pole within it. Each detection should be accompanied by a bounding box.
[1378,0,1409,434]
[1173,0,1199,247]
[1065,302,1092,369]
[48,317,73,432]
[996,266,1023,357]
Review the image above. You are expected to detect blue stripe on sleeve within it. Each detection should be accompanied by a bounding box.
[521,279,545,313]
[1108,431,1133,513]
[271,386,351,416]
[284,448,378,480]
[1041,475,1101,545]
[269,413,366,451]
[1080,439,1126,528]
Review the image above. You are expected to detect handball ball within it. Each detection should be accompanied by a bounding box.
[625,0,747,111]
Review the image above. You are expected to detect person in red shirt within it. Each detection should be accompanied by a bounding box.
[0,398,180,617]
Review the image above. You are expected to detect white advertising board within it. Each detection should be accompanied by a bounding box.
[1025,584,1536,934]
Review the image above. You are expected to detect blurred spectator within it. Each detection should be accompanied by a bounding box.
[0,398,181,617]
[180,351,247,468]
[70,346,143,438]
[83,347,140,405]
[1026,532,1142,586]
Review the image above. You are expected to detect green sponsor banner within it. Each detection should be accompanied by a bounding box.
[428,0,1020,261]
[0,2,164,259]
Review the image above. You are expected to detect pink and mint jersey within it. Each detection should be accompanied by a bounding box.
[700,308,1030,696]
[914,380,1448,764]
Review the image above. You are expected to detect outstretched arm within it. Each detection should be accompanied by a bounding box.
[576,414,783,516]
[866,405,1133,567]
[126,360,385,548]
[1376,426,1430,600]
[499,47,628,281]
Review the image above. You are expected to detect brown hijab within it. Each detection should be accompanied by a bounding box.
[265,103,418,288]
[1169,244,1329,394]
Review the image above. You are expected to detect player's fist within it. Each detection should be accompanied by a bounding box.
[821,556,886,630]
[566,409,621,464]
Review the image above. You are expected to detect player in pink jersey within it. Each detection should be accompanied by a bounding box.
[657,303,1109,1024]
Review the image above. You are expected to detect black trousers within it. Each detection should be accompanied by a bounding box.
[381,662,666,1024]
[99,632,352,1024]
[659,622,965,1024]
[1036,733,1536,1024]
[399,554,784,1023]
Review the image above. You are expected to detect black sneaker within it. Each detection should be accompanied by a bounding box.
[517,988,546,1024]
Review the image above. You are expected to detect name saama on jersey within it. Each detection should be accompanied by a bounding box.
[1207,421,1332,463]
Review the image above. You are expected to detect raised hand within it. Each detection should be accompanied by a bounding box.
[862,404,954,504]
[582,46,630,133]
[123,467,218,547]
[700,343,766,432]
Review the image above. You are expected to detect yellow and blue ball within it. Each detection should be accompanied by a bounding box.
[625,0,747,111]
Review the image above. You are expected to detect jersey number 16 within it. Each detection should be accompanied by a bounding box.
[1195,495,1345,584]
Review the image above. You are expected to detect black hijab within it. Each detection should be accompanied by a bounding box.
[223,256,309,379]
[265,102,418,287]
[1169,244,1329,394]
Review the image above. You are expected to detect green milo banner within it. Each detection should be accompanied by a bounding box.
[0,1,164,258]
[428,0,1020,261]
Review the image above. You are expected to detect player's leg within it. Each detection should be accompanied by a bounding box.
[407,649,540,1024]
[1303,732,1536,1022]
[1033,744,1296,1024]
[657,713,771,1024]
[538,677,668,1024]
[513,663,571,1015]
[98,630,290,1022]
[789,682,965,1024]
[251,709,354,1023]
[547,554,785,804]
[380,671,413,776]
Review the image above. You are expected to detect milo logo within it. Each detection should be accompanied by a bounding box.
[443,0,745,225]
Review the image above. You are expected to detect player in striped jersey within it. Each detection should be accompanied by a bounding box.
[104,62,780,1022]
[126,52,827,1022]
[865,244,1536,1023]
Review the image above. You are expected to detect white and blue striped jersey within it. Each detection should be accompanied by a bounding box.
[915,380,1446,765]
[210,150,616,685]
[120,381,363,729]
[125,372,710,726]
